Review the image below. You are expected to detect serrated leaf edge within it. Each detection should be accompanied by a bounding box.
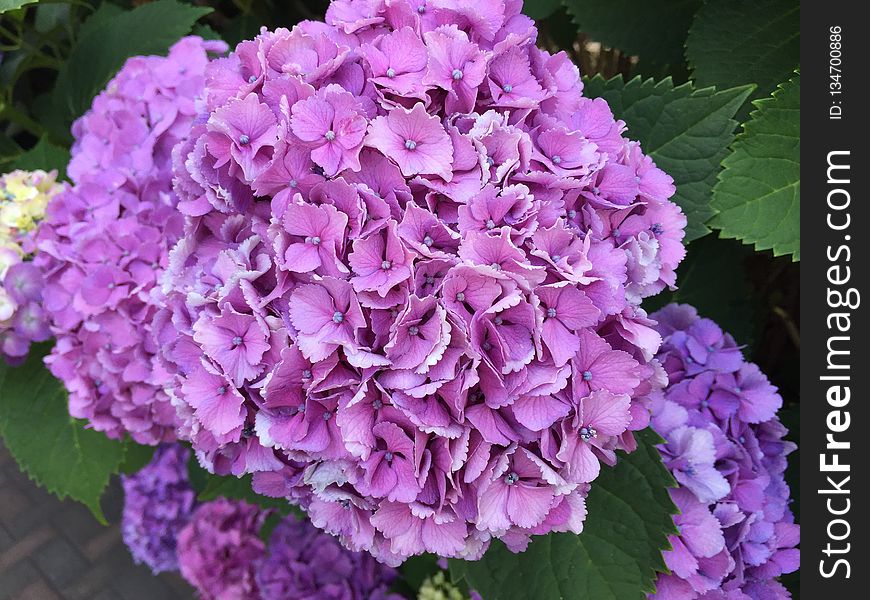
[708,72,800,259]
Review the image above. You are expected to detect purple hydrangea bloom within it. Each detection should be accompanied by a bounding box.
[161,0,687,564]
[177,498,267,600]
[1,261,51,364]
[34,37,228,444]
[121,444,197,574]
[256,513,404,599]
[649,304,799,599]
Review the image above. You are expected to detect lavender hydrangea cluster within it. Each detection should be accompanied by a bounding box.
[256,512,404,600]
[34,36,228,444]
[121,444,197,574]
[177,498,267,600]
[161,0,686,564]
[1,169,62,364]
[649,304,799,599]
[0,259,48,365]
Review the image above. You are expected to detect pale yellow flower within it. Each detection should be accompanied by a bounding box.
[418,572,469,600]
[0,169,63,251]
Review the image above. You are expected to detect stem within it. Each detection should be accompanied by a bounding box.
[772,306,800,350]
[0,105,46,138]
[0,24,62,68]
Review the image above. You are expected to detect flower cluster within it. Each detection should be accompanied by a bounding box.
[256,512,403,600]
[1,169,60,250]
[1,169,61,364]
[121,444,197,574]
[162,0,685,564]
[34,37,228,444]
[419,570,482,600]
[177,498,267,600]
[649,304,799,599]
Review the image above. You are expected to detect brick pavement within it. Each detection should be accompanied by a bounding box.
[0,441,193,600]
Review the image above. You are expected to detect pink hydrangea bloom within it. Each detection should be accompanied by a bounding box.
[177,498,266,600]
[162,0,686,565]
[649,304,799,599]
[34,37,228,444]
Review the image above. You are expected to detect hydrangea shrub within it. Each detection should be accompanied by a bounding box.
[34,36,228,444]
[0,0,804,597]
[161,0,687,565]
[649,304,799,599]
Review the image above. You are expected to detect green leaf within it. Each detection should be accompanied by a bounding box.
[0,344,126,524]
[562,0,701,69]
[197,473,291,512]
[400,554,443,593]
[187,457,304,518]
[686,0,799,102]
[258,510,284,543]
[449,429,677,600]
[583,75,753,241]
[185,449,209,491]
[34,2,69,33]
[8,136,70,179]
[709,75,800,260]
[523,0,561,20]
[119,441,156,475]
[51,0,212,132]
[191,22,223,42]
[0,0,39,14]
[0,133,23,167]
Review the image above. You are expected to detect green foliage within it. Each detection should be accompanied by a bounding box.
[563,0,701,69]
[583,75,753,241]
[643,236,759,347]
[394,554,444,598]
[522,0,562,20]
[0,344,126,524]
[118,441,156,475]
[33,2,70,33]
[7,135,69,178]
[187,455,303,517]
[258,510,284,543]
[0,0,39,14]
[709,75,800,260]
[686,0,799,103]
[50,0,212,139]
[450,429,677,600]
[0,133,22,167]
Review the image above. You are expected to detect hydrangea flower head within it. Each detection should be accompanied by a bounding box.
[121,444,197,573]
[0,169,61,364]
[256,512,404,599]
[177,498,266,600]
[34,36,228,443]
[649,304,799,599]
[163,0,686,564]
